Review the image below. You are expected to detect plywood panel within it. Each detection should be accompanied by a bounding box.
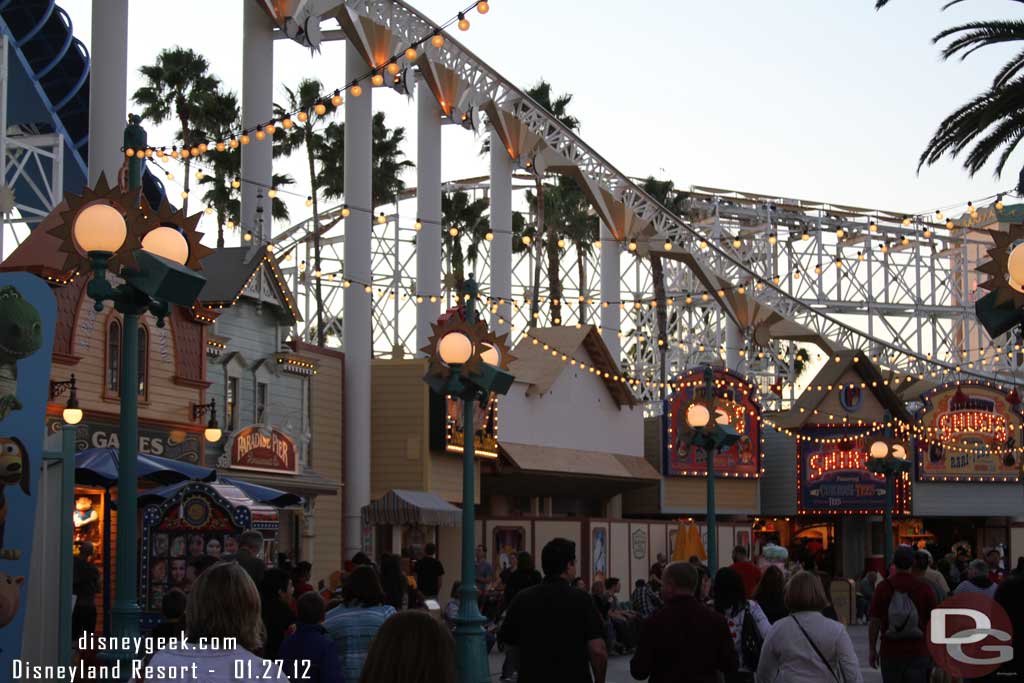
[628,523,651,592]
[610,522,630,589]
[662,478,759,514]
[534,521,582,576]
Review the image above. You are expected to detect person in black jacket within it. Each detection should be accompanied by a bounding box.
[260,567,296,658]
[499,551,542,681]
[72,542,100,643]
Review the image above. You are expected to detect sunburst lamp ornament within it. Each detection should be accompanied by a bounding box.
[976,223,1024,337]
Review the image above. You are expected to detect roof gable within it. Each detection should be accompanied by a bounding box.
[508,325,637,408]
[199,248,300,322]
[774,351,911,429]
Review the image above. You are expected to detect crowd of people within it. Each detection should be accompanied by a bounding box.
[69,530,1024,683]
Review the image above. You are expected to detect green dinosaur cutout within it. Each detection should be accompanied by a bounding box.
[0,286,43,421]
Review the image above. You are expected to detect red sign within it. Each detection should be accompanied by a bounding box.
[229,425,298,474]
[665,367,760,478]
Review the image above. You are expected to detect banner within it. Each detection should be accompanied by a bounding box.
[665,368,760,477]
[798,428,890,512]
[0,274,56,668]
[915,382,1022,482]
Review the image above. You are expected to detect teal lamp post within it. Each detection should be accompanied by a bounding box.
[65,181,208,673]
[421,275,514,683]
[680,366,740,574]
[865,416,911,568]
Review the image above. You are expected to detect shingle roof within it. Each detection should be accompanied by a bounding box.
[198,248,300,322]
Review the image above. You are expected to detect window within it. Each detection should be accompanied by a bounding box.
[137,326,148,398]
[107,320,121,394]
[256,382,268,423]
[227,377,239,431]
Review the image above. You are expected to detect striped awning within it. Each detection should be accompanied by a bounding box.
[361,489,462,527]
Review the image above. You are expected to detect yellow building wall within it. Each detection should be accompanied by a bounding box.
[306,346,344,584]
[428,452,480,505]
[371,360,429,499]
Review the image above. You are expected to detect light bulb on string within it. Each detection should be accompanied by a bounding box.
[282,117,293,129]
[996,195,1005,210]
[341,206,351,218]
[485,232,494,241]
[377,212,387,225]
[522,235,532,246]
[405,47,418,61]
[165,171,174,181]
[386,62,400,75]
[371,73,384,87]
[801,227,810,241]
[314,101,327,115]
[243,230,253,242]
[268,189,278,199]
[351,84,363,98]
[477,0,490,12]
[264,122,276,135]
[946,219,954,229]
[231,177,241,189]
[255,130,265,141]
[305,196,313,207]
[331,92,342,107]
[297,111,309,122]
[431,33,445,48]
[240,134,250,145]
[449,227,459,237]
[458,13,470,30]
[215,141,226,152]
[414,218,423,231]
[768,232,777,245]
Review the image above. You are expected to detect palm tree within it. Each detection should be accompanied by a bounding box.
[192,87,239,247]
[274,79,336,346]
[640,177,679,397]
[442,190,490,290]
[875,1,1024,181]
[133,47,220,213]
[523,81,579,327]
[316,112,415,208]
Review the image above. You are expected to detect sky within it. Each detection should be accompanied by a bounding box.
[52,0,1024,242]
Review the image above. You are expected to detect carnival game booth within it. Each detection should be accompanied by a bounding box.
[911,381,1024,568]
[136,479,299,628]
[761,352,913,579]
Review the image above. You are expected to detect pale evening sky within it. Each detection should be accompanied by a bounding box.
[59,0,1021,239]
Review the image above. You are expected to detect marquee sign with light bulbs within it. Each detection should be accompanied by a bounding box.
[915,382,1022,482]
[797,428,907,513]
[665,367,760,478]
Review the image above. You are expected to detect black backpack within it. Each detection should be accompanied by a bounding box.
[740,603,763,669]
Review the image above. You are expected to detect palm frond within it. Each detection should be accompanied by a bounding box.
[934,20,1024,62]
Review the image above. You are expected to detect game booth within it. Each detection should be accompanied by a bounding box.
[73,448,299,633]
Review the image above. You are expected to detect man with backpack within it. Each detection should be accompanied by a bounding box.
[868,546,937,683]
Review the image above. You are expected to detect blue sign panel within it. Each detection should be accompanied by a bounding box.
[798,427,888,512]
[0,273,56,667]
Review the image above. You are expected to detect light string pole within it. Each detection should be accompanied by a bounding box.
[420,274,513,683]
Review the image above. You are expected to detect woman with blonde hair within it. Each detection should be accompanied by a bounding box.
[755,571,861,683]
[145,561,288,681]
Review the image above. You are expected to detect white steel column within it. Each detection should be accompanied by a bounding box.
[600,221,620,361]
[242,2,274,240]
[415,72,442,353]
[342,43,372,561]
[726,319,742,371]
[87,0,128,185]
[489,134,513,335]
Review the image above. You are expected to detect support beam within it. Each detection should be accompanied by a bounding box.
[416,72,442,353]
[342,43,372,561]
[489,133,513,335]
[87,0,128,185]
[242,2,274,241]
[600,221,620,361]
[726,319,742,371]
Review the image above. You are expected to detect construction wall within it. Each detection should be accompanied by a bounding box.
[370,360,429,499]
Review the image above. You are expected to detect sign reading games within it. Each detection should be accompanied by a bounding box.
[229,425,298,474]
[665,367,760,478]
[915,382,1022,482]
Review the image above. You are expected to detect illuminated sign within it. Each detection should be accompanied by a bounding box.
[798,428,905,513]
[915,383,1021,482]
[229,425,298,474]
[665,368,760,478]
[445,395,498,459]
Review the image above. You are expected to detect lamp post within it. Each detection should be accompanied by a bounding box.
[50,374,83,426]
[192,399,223,444]
[865,415,912,568]
[67,189,207,672]
[681,366,739,574]
[421,275,513,683]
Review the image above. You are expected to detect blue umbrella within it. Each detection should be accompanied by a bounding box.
[137,477,302,509]
[218,477,303,507]
[75,447,216,487]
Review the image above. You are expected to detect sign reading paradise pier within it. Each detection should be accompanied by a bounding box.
[798,428,891,513]
[229,425,298,475]
[915,382,1022,482]
[665,367,760,478]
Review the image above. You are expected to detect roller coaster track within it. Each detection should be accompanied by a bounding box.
[310,0,1009,386]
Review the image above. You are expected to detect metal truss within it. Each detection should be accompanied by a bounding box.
[268,0,1019,415]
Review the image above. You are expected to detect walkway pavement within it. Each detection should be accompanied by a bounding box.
[488,624,883,682]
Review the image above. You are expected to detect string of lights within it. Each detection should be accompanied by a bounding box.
[123,0,492,159]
